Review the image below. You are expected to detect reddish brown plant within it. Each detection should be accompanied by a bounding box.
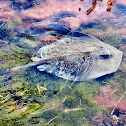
[94,86,126,113]
[86,0,115,15]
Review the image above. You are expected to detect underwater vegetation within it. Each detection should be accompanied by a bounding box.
[86,0,115,15]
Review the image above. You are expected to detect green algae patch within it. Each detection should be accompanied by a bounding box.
[0,80,104,126]
[98,33,122,48]
[1,19,22,31]
[37,81,105,126]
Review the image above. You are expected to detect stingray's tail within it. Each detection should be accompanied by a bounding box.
[0,61,42,76]
[0,69,11,75]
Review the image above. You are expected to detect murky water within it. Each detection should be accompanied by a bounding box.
[0,0,126,126]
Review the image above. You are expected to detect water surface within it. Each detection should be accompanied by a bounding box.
[0,0,126,125]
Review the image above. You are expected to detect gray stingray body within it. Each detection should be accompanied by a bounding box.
[31,34,122,81]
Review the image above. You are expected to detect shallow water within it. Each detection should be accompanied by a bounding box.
[0,0,126,126]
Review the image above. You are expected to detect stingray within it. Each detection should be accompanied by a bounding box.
[1,23,122,81]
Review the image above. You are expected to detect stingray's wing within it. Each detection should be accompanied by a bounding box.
[32,34,99,61]
[37,53,94,81]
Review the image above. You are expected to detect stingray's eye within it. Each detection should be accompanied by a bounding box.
[100,54,111,59]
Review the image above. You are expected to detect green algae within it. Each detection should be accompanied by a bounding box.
[93,23,110,30]
[34,81,105,126]
[98,33,122,48]
[0,74,105,125]
[1,19,22,31]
